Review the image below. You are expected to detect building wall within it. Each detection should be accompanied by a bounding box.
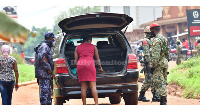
[162,6,192,19]
[161,6,200,49]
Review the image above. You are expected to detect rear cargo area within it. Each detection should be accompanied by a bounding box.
[63,32,127,75]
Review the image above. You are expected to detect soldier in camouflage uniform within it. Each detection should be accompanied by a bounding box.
[149,23,168,105]
[138,26,160,102]
[176,40,182,65]
[196,38,200,57]
[158,32,169,86]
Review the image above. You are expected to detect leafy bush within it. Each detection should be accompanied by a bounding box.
[168,57,200,99]
[10,53,25,64]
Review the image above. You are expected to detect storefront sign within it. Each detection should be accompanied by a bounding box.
[0,6,18,18]
[187,9,200,37]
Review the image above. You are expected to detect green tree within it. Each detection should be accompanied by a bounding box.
[53,11,68,33]
[23,26,51,57]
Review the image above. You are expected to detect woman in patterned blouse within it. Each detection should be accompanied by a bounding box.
[0,45,19,105]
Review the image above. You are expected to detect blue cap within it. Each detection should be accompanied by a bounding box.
[44,32,55,38]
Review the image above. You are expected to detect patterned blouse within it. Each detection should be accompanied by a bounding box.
[0,56,16,81]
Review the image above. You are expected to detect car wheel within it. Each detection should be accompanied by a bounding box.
[123,92,138,105]
[109,96,121,104]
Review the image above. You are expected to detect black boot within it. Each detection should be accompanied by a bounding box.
[152,92,160,102]
[160,97,167,105]
[138,91,150,102]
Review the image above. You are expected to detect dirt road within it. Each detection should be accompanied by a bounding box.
[0,61,199,105]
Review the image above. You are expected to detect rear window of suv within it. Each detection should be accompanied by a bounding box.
[66,37,109,46]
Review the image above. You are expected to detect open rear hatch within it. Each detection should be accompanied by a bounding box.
[63,32,128,76]
[59,13,133,76]
[58,12,133,33]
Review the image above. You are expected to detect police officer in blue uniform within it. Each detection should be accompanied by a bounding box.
[34,32,55,105]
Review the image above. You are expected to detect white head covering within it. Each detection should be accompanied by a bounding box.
[1,45,10,58]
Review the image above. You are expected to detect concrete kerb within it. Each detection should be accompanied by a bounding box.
[18,80,37,87]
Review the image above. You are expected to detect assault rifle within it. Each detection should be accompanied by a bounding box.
[140,59,151,80]
[44,57,58,86]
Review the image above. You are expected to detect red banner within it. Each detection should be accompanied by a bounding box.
[189,26,200,36]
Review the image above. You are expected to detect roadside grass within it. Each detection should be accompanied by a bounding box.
[168,57,200,99]
[18,64,35,83]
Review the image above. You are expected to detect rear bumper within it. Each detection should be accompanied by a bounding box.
[54,70,139,98]
[54,83,138,98]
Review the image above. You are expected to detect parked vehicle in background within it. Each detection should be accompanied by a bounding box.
[169,47,197,61]
[24,56,35,65]
[52,13,139,105]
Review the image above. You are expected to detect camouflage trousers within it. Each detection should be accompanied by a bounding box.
[152,66,167,97]
[140,70,155,93]
[176,54,182,65]
[163,68,168,85]
[39,78,52,105]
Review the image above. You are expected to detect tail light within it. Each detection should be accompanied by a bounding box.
[187,51,191,55]
[127,54,138,69]
[55,58,69,74]
[30,59,35,63]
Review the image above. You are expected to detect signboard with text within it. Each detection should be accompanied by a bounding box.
[0,6,18,19]
[187,9,200,37]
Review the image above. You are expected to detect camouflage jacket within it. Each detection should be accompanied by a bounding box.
[197,44,200,56]
[157,34,169,60]
[142,36,151,62]
[177,44,182,54]
[151,34,168,68]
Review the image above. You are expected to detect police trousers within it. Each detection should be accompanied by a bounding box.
[39,78,52,105]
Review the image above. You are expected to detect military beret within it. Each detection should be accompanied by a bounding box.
[150,23,160,28]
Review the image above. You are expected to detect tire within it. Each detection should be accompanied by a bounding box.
[54,97,64,105]
[123,92,138,105]
[109,96,121,104]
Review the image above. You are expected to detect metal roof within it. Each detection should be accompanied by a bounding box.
[139,17,187,28]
